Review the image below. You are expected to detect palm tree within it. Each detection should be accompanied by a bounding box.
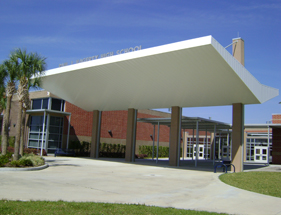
[0,64,7,151]
[0,64,7,114]
[1,56,18,155]
[19,91,30,155]
[14,49,46,160]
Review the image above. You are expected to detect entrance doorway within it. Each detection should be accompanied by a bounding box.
[254,146,268,163]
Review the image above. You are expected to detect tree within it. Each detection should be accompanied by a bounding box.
[0,64,7,114]
[0,65,7,148]
[14,49,46,160]
[1,56,18,155]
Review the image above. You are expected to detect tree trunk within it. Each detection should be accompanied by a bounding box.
[14,100,23,160]
[20,108,27,156]
[1,95,12,155]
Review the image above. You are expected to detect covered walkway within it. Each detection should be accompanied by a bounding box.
[39,36,279,172]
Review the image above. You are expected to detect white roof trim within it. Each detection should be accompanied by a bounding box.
[40,36,279,111]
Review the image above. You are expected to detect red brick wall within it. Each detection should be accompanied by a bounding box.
[64,102,170,142]
[272,114,281,124]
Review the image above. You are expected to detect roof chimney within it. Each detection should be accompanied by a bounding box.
[232,38,244,66]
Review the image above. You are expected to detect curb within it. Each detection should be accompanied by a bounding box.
[0,164,49,171]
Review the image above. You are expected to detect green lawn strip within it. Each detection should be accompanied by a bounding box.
[219,171,281,198]
[0,200,228,215]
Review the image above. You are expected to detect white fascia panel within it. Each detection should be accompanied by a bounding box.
[211,37,279,104]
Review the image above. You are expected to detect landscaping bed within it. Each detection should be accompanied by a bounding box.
[0,151,45,168]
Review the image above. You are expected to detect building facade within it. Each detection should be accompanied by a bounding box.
[1,90,281,165]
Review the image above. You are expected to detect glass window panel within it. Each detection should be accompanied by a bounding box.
[28,140,41,147]
[48,141,60,149]
[29,133,42,139]
[49,126,60,134]
[50,116,62,126]
[30,116,43,125]
[42,98,49,109]
[30,126,42,132]
[32,99,42,109]
[49,134,60,141]
[51,98,62,111]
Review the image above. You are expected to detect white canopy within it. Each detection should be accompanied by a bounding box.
[40,35,278,111]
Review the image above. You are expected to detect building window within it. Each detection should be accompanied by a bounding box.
[28,115,64,153]
[32,98,49,110]
[51,98,65,111]
[28,116,47,149]
[31,98,65,111]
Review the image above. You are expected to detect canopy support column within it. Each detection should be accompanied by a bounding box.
[90,110,102,158]
[169,106,182,166]
[267,126,270,165]
[66,115,71,149]
[195,120,199,167]
[156,121,160,163]
[213,125,216,165]
[40,111,46,156]
[232,103,244,172]
[125,108,137,162]
[152,124,155,160]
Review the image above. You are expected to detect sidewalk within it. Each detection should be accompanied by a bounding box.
[0,156,280,215]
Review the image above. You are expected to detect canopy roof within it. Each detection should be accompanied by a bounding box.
[138,117,232,131]
[40,36,278,111]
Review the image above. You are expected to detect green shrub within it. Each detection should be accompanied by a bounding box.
[69,141,90,156]
[20,153,45,166]
[19,158,33,166]
[69,141,81,150]
[10,160,20,167]
[0,153,12,166]
[138,145,182,158]
[138,146,166,157]
[98,143,126,158]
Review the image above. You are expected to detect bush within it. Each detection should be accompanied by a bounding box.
[19,158,33,166]
[23,148,47,156]
[0,153,12,166]
[10,160,21,167]
[21,153,45,166]
[69,141,90,156]
[138,146,167,158]
[99,143,126,158]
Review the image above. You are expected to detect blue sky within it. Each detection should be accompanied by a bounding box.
[0,0,280,124]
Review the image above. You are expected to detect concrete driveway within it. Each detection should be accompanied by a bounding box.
[0,157,280,215]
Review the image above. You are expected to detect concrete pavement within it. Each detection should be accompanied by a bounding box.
[0,157,280,215]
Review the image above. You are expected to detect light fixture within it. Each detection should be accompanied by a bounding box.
[108,130,113,137]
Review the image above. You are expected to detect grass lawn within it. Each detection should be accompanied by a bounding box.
[0,200,228,215]
[219,171,281,198]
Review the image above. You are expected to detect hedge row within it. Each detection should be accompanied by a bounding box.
[139,145,169,157]
[69,141,127,157]
[138,145,182,158]
[68,141,179,158]
[0,146,47,156]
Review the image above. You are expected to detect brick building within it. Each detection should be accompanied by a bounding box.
[1,89,281,165]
